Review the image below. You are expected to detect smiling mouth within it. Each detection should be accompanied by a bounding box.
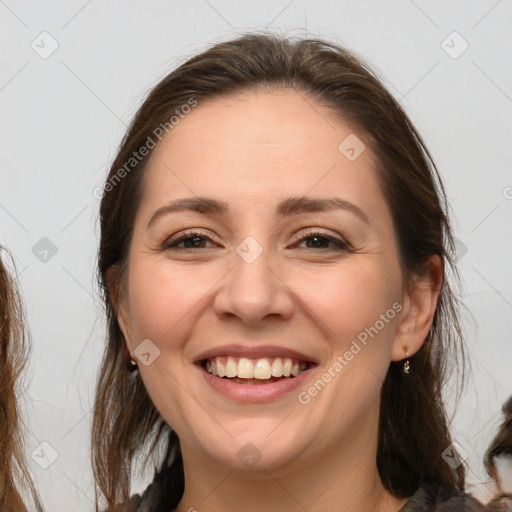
[201,356,312,385]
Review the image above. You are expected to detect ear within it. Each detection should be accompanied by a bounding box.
[106,265,134,354]
[391,255,444,361]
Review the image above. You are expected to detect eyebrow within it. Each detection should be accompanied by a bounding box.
[147,196,371,228]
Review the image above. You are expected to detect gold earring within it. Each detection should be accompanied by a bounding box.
[403,359,410,374]
[128,359,138,371]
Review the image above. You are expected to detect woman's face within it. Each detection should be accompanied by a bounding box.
[118,88,415,472]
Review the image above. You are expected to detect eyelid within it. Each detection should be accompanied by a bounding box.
[163,228,219,247]
[293,228,351,249]
[294,227,343,240]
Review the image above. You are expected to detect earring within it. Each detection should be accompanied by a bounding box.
[402,345,410,374]
[128,358,139,381]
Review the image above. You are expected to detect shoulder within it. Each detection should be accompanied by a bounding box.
[124,468,181,512]
[122,489,160,512]
[400,479,487,512]
[483,493,512,511]
[100,490,153,512]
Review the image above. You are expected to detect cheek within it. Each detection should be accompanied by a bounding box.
[288,260,402,411]
[127,259,211,343]
[125,261,210,427]
[287,259,401,341]
[294,265,401,413]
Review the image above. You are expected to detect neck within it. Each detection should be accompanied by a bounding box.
[174,410,409,512]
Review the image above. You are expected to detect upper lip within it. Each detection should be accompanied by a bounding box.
[194,344,318,364]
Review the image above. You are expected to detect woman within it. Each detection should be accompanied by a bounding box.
[0,247,44,512]
[92,33,488,511]
[484,396,512,511]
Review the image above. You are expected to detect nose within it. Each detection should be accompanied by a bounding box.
[213,240,295,326]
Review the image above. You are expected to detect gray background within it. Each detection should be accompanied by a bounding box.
[1,1,511,510]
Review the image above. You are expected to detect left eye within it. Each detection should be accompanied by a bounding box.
[294,232,350,251]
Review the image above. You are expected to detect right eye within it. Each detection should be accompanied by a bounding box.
[162,229,219,250]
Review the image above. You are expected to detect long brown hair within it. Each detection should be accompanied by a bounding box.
[0,247,44,512]
[93,32,469,510]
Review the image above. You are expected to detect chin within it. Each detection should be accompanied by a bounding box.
[214,442,307,473]
[190,420,313,473]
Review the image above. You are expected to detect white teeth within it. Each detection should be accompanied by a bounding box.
[253,359,271,379]
[237,358,254,378]
[271,358,283,377]
[225,356,237,377]
[215,357,225,377]
[204,356,309,379]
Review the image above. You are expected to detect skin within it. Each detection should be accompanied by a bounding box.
[116,88,443,512]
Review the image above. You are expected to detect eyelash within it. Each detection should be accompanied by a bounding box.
[162,228,351,252]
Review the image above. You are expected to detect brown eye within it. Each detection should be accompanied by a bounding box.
[294,230,351,251]
[163,230,218,250]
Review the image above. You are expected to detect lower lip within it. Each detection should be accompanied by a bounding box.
[197,364,315,402]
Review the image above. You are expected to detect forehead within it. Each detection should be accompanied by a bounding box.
[141,88,385,218]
